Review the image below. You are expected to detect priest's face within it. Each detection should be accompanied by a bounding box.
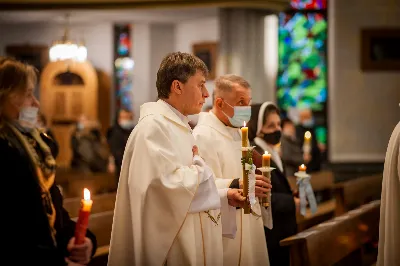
[181,70,209,115]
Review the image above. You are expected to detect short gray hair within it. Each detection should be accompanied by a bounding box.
[213,74,250,104]
[215,74,250,92]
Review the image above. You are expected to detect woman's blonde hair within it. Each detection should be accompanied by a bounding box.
[0,57,38,123]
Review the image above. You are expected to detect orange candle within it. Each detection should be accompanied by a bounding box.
[299,164,307,172]
[262,151,271,167]
[241,122,248,147]
[74,188,93,244]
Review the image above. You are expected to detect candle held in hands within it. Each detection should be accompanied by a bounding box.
[74,188,93,245]
[299,164,307,172]
[241,122,248,147]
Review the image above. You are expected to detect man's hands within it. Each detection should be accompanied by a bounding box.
[239,175,272,198]
[65,237,93,265]
[227,189,247,208]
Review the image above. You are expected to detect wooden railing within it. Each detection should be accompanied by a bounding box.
[0,0,290,11]
[281,200,380,266]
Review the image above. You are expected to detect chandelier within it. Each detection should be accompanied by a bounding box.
[49,14,87,62]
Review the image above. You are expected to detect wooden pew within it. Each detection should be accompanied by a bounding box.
[334,174,382,216]
[56,168,117,198]
[296,199,336,232]
[281,200,380,266]
[289,171,336,231]
[288,170,335,193]
[64,192,116,218]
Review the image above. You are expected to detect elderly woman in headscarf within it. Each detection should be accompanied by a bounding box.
[248,102,298,266]
[0,57,97,266]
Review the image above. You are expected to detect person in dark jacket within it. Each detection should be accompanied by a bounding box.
[248,102,298,266]
[70,118,109,174]
[106,108,135,181]
[281,118,310,177]
[37,112,59,158]
[0,57,97,266]
[296,108,322,172]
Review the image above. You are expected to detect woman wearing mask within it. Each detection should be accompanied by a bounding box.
[106,108,135,181]
[248,102,298,266]
[0,57,97,266]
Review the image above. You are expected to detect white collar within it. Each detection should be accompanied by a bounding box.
[160,100,191,127]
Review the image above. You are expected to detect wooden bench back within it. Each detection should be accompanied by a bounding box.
[64,193,116,217]
[334,174,382,215]
[288,170,334,192]
[56,168,117,197]
[281,200,380,266]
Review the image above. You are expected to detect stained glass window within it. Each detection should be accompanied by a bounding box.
[277,0,328,148]
[114,25,134,111]
[290,0,327,10]
[277,12,327,111]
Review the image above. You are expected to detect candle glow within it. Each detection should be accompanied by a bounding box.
[304,131,312,140]
[299,164,307,172]
[84,188,91,201]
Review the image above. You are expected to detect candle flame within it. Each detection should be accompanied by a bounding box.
[305,131,312,139]
[84,188,91,201]
[301,164,305,168]
[243,121,246,127]
[264,151,269,155]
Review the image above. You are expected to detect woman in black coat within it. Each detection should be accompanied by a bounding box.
[0,57,97,266]
[106,108,135,181]
[248,102,298,266]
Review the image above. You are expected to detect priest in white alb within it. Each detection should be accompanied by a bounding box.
[193,74,271,266]
[377,120,400,266]
[108,52,245,266]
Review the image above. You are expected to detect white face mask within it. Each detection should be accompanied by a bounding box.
[18,106,39,129]
[119,120,135,130]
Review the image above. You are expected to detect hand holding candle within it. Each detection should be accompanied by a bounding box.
[74,188,93,245]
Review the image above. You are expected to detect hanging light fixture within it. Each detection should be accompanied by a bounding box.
[49,14,87,62]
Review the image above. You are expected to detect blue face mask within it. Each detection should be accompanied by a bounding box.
[302,118,314,128]
[222,101,251,128]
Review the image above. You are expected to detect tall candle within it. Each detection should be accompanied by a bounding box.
[299,164,307,172]
[241,122,248,147]
[262,151,271,167]
[261,151,271,207]
[74,188,93,244]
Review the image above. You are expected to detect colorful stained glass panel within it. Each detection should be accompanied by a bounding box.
[277,12,327,111]
[290,0,327,10]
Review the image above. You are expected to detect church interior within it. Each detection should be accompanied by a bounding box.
[0,0,399,265]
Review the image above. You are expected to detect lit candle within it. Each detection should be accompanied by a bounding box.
[261,151,271,207]
[303,131,312,154]
[304,131,312,144]
[241,121,248,147]
[74,188,93,245]
[299,164,307,172]
[262,151,271,167]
